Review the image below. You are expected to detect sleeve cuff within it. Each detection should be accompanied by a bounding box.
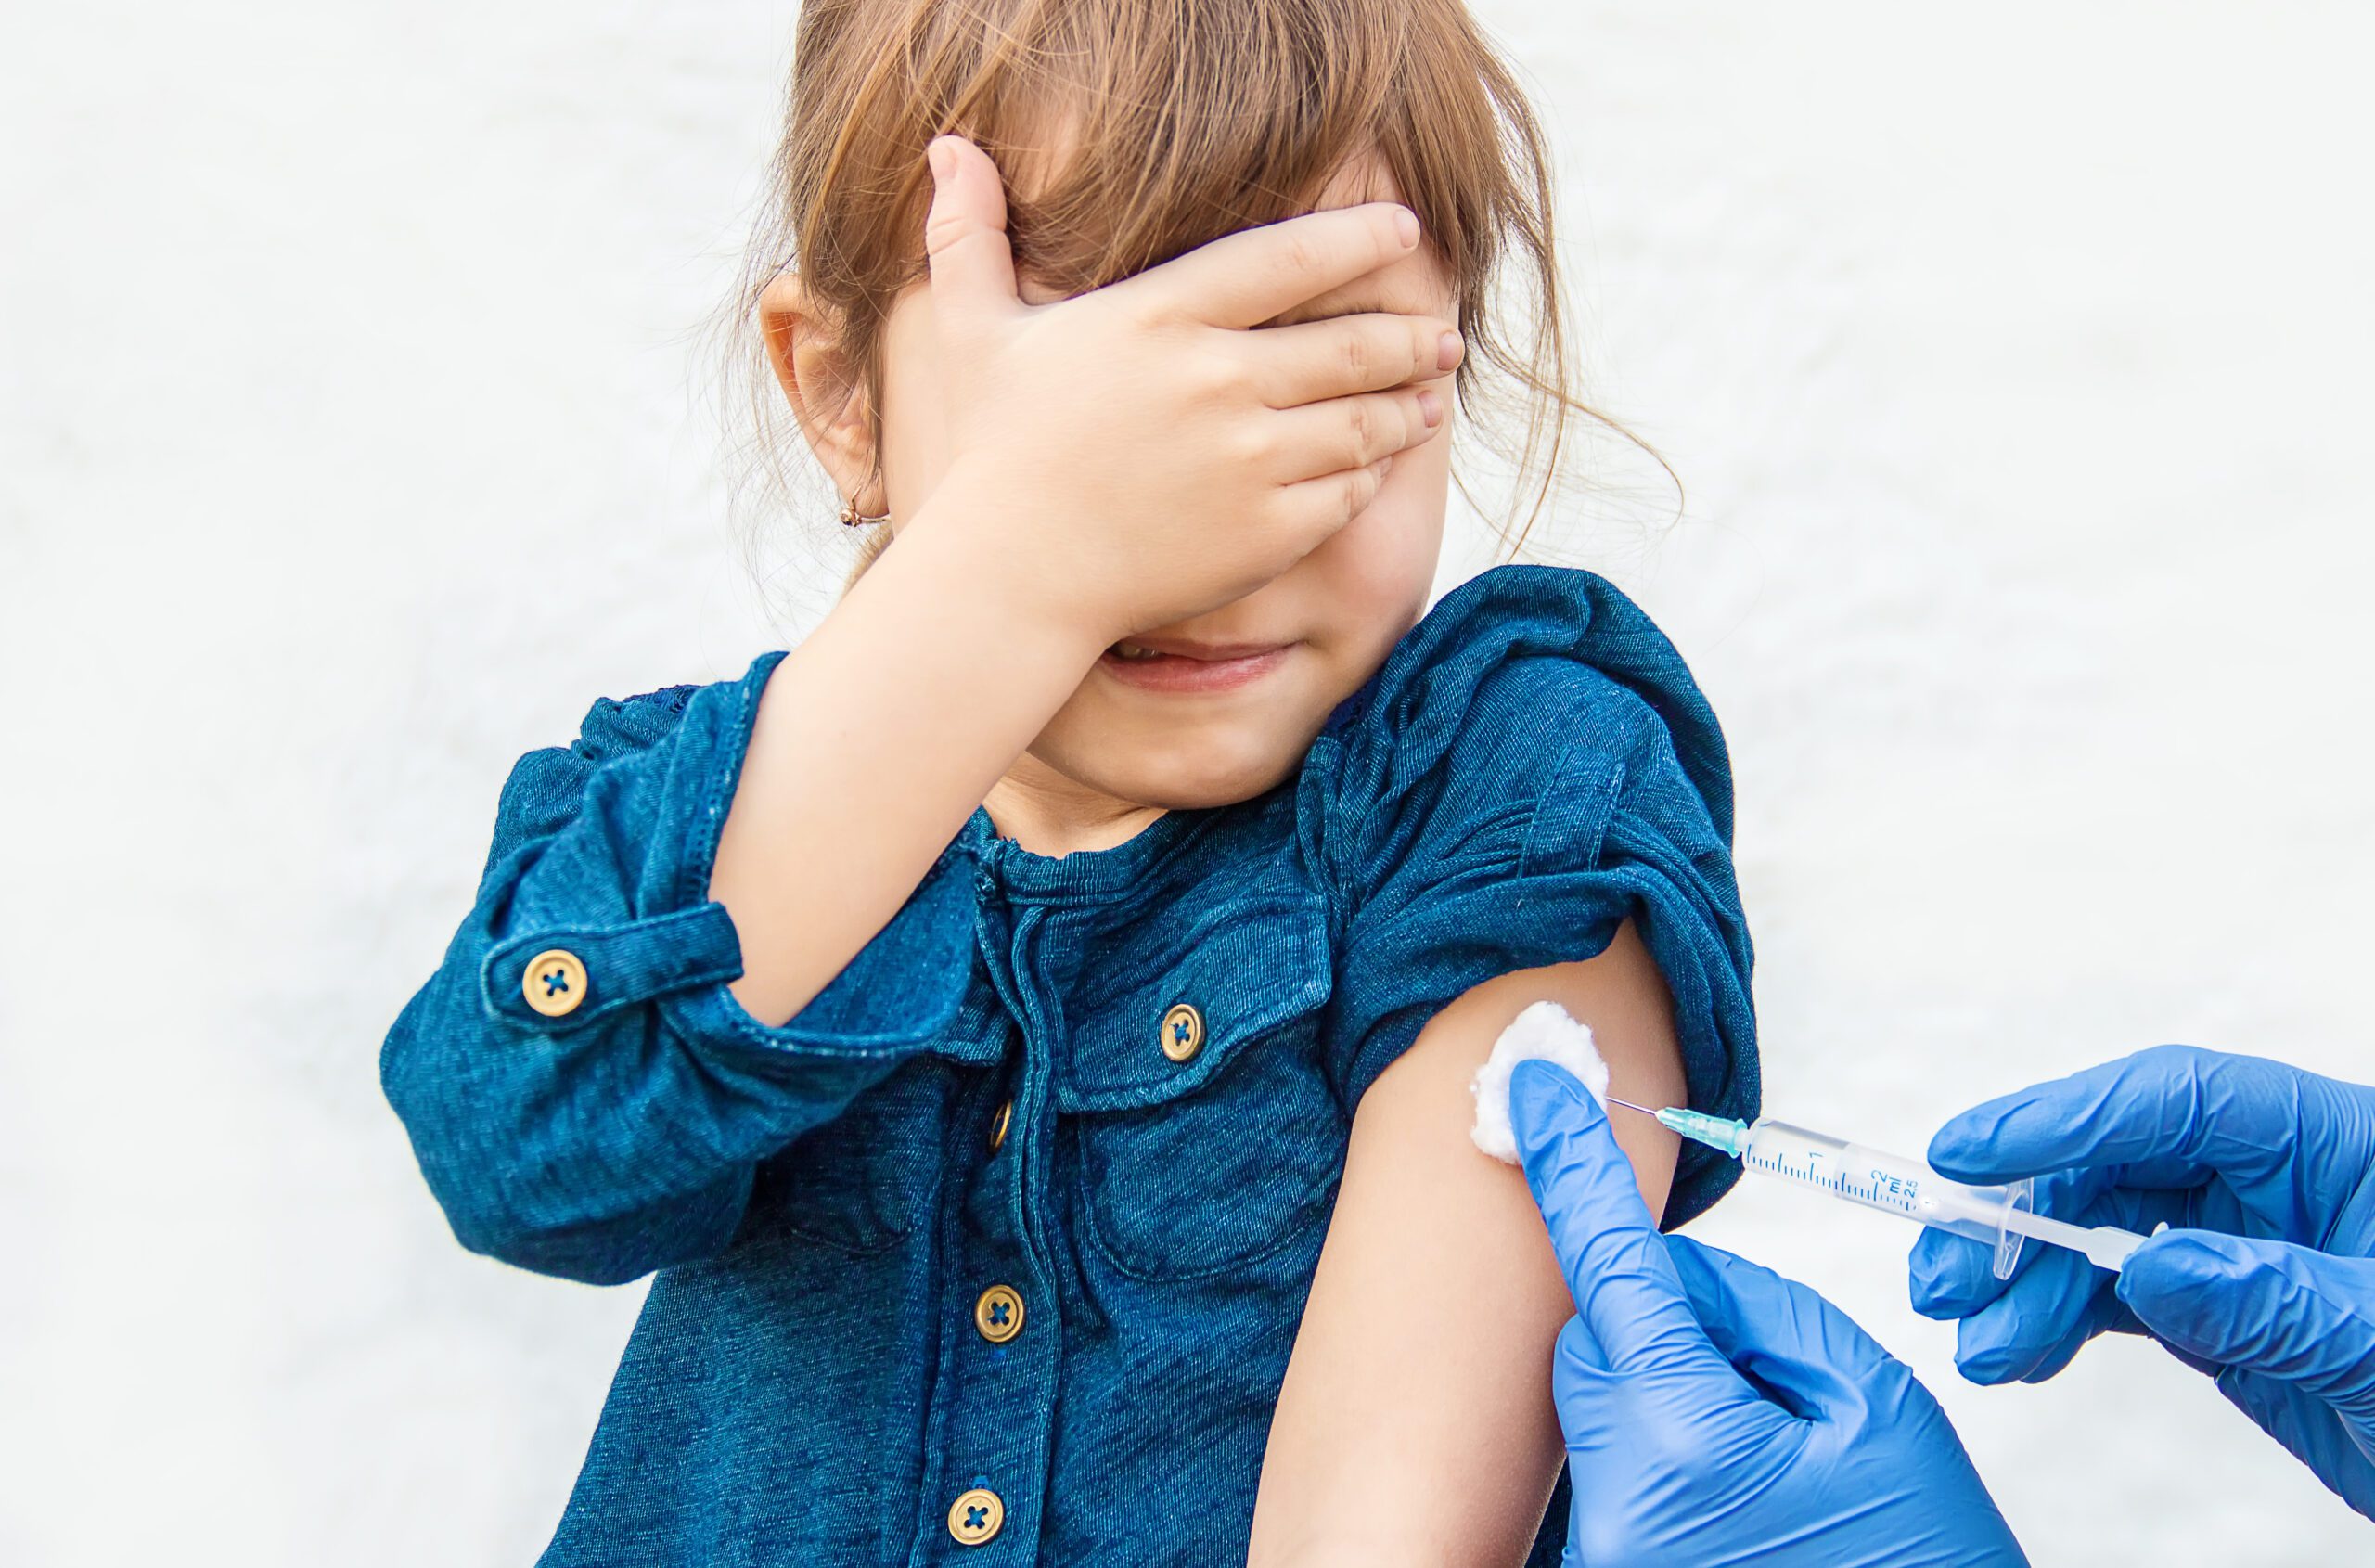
[473,644,982,1062]
[660,838,980,1060]
[479,901,745,1033]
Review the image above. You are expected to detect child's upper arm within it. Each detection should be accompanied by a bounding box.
[1247,924,1685,1568]
[1250,567,1762,1562]
[1307,567,1759,1234]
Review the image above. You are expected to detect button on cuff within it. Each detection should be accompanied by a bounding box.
[480,902,743,1034]
[521,948,589,1017]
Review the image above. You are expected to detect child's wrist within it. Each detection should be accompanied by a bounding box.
[900,472,1126,651]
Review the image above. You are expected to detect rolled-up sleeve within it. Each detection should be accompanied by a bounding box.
[1316,566,1760,1228]
[379,649,978,1284]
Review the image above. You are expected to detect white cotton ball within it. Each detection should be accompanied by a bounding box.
[1469,999,1611,1164]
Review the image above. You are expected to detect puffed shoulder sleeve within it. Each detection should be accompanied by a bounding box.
[1308,566,1759,1228]
[379,648,979,1283]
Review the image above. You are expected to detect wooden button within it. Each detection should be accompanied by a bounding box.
[1160,1002,1204,1062]
[988,1099,1013,1154]
[974,1284,1024,1344]
[947,1486,1004,1546]
[521,949,589,1018]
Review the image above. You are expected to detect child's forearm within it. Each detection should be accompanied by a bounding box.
[712,486,1108,1027]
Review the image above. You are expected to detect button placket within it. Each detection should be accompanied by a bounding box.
[918,905,1061,1563]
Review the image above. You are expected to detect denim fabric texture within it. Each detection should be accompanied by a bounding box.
[380,563,1760,1566]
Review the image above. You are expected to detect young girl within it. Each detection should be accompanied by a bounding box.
[381,3,1757,1562]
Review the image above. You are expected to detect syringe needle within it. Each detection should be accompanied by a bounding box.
[1594,1096,1752,1158]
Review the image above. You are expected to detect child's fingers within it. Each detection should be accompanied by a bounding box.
[1130,201,1425,332]
[1252,384,1443,489]
[921,135,1022,349]
[1241,310,1464,412]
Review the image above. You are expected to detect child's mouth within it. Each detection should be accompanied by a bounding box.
[1098,638,1293,693]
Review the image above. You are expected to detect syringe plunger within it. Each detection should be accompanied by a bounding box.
[1612,1103,2150,1279]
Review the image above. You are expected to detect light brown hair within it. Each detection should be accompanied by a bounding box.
[705,0,1671,604]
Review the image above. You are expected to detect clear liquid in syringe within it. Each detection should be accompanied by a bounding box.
[1609,1100,2152,1278]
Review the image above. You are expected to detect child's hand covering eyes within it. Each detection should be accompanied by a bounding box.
[916,134,1462,646]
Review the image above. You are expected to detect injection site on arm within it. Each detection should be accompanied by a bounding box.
[1470,1000,1611,1163]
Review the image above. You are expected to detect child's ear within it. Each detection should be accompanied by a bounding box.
[758,271,879,502]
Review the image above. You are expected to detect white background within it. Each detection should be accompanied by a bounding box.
[4,3,2369,1562]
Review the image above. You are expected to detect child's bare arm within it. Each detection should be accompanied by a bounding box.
[1246,919,1686,1568]
[711,509,1105,1027]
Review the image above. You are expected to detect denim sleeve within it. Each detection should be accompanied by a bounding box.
[1319,571,1760,1229]
[379,649,977,1284]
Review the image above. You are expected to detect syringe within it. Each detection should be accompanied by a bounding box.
[1610,1099,2152,1279]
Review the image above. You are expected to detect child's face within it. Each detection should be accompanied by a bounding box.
[787,150,1459,816]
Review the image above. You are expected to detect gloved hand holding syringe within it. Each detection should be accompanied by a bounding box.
[1607,1098,2160,1279]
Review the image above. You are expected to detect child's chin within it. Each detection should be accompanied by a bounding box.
[1080,736,1304,814]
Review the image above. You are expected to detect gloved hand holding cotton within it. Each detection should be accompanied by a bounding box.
[1469,999,1611,1163]
[1505,1058,2032,1564]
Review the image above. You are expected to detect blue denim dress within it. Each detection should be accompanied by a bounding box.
[381,563,1759,1566]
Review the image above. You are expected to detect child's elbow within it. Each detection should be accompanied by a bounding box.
[379,989,727,1286]
[412,1145,745,1286]
[440,1197,662,1287]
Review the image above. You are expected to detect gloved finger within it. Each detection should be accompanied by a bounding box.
[2118,1232,2375,1407]
[1948,1240,2125,1385]
[1509,1059,1741,1385]
[1666,1235,1906,1425]
[1926,1045,2305,1189]
[1909,1167,2178,1321]
[2057,1178,2206,1237]
[1547,1315,1623,1417]
[1910,1167,2109,1322]
[2002,1285,2130,1384]
[1909,1227,2012,1319]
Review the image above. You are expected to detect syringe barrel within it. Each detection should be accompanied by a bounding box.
[1741,1120,2033,1279]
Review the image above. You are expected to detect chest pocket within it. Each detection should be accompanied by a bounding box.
[1057,880,1342,1282]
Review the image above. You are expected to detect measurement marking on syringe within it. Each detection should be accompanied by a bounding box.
[1747,1151,1920,1215]
[1621,1107,2150,1277]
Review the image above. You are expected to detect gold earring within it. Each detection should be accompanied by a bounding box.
[840,494,890,528]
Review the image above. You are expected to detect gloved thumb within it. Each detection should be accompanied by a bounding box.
[1666,1236,1906,1425]
[2117,1231,2375,1408]
[921,135,1021,340]
[1510,1060,1737,1385]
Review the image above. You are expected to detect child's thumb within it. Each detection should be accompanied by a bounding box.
[922,135,1019,329]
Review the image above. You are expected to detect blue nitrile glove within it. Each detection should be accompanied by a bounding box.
[1909,1045,2375,1518]
[1509,1059,2025,1567]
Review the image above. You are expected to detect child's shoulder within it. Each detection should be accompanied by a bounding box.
[1304,564,1760,1228]
[481,652,786,880]
[558,651,790,769]
[569,679,706,762]
[1314,563,1735,852]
